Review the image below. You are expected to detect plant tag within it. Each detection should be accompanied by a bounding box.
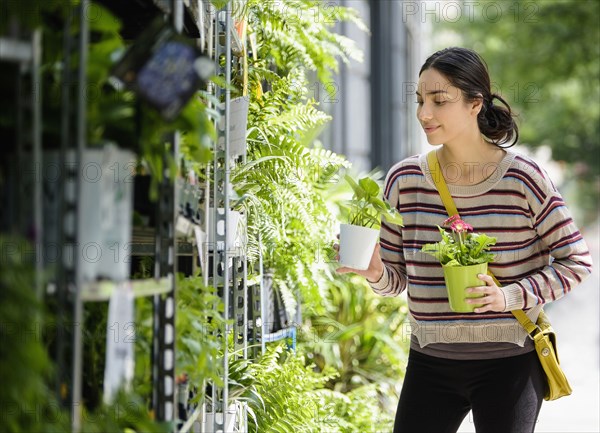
[103,282,135,404]
[194,225,207,272]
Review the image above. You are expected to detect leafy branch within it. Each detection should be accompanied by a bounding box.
[344,175,403,229]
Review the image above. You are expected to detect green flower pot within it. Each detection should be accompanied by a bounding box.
[442,263,488,313]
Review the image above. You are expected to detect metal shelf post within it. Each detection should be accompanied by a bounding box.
[150,0,184,424]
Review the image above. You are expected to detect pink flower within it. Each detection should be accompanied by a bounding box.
[443,215,460,226]
[443,215,473,233]
[450,219,473,233]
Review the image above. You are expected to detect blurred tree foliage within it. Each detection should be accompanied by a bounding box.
[438,0,600,223]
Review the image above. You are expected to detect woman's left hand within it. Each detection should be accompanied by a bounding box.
[466,273,506,313]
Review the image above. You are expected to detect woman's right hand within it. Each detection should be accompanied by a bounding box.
[334,242,385,283]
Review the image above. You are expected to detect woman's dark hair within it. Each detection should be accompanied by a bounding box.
[419,47,518,147]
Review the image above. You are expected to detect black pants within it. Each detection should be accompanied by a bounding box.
[393,349,546,433]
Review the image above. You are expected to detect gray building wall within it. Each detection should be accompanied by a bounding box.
[320,0,424,173]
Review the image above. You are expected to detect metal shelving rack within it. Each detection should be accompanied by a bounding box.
[47,1,179,430]
[151,159,178,423]
[3,1,261,432]
[46,0,251,430]
[205,3,239,432]
[149,0,183,424]
[179,2,260,432]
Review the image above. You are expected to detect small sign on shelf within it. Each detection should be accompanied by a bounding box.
[112,16,214,121]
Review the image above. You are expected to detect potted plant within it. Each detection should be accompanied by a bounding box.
[421,215,497,312]
[338,175,403,270]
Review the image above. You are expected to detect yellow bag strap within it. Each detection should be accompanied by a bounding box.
[511,309,538,335]
[426,150,537,335]
[427,150,459,216]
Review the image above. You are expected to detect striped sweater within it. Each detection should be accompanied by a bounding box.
[370,150,593,348]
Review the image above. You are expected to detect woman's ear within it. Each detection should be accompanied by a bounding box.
[471,94,484,116]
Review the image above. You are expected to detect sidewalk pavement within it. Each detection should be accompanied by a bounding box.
[459,219,600,433]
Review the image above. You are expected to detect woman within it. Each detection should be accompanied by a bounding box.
[337,47,593,433]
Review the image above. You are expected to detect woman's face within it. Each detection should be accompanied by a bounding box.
[416,68,482,146]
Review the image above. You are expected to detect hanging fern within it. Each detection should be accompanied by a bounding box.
[244,0,365,82]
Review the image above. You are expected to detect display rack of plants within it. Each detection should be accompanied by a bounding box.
[0,1,412,432]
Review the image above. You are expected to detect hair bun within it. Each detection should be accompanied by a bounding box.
[481,93,518,145]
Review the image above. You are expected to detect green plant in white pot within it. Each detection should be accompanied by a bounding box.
[421,215,497,312]
[339,175,403,270]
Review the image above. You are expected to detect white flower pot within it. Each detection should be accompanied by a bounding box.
[203,404,237,433]
[339,223,379,270]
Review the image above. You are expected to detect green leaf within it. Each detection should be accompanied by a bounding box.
[358,177,379,196]
[369,196,387,209]
[344,174,363,197]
